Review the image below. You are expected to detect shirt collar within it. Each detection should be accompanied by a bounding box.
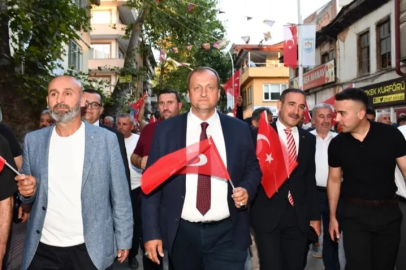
[276,119,298,134]
[188,109,219,127]
[93,121,100,126]
[310,130,337,140]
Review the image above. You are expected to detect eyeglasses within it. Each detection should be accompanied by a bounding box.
[85,101,102,109]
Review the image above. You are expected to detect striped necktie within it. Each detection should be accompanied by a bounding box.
[284,128,296,206]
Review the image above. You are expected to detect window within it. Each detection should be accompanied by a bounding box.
[92,44,111,59]
[359,31,370,75]
[378,20,391,69]
[91,10,111,24]
[248,86,252,105]
[263,84,288,101]
[68,40,82,71]
[242,90,247,107]
[322,50,335,64]
[118,48,124,59]
[72,0,82,7]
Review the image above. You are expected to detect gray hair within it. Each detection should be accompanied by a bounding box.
[312,103,334,116]
[117,114,135,125]
[104,116,114,123]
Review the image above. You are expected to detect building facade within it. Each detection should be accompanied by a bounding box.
[234,43,289,119]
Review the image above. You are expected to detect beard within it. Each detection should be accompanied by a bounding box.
[50,101,81,123]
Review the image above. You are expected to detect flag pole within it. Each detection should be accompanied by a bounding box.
[297,0,303,89]
[227,51,235,114]
[5,161,21,176]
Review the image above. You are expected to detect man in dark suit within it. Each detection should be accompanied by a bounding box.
[81,89,130,187]
[142,67,262,270]
[250,88,321,270]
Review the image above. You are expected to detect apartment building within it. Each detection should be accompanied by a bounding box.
[234,43,289,119]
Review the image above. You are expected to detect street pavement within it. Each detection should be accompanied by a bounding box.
[9,221,345,270]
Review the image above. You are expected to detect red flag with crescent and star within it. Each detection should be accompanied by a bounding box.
[131,92,147,121]
[141,137,230,194]
[256,112,297,198]
[283,25,298,68]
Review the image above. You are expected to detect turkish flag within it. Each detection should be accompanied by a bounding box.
[131,92,147,121]
[223,70,240,116]
[283,25,298,68]
[256,112,297,198]
[0,156,5,172]
[141,137,230,194]
[303,103,312,124]
[149,115,156,123]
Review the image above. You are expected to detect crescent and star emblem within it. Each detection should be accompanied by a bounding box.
[187,154,208,167]
[257,134,273,164]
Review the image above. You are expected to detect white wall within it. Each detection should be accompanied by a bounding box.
[337,1,394,83]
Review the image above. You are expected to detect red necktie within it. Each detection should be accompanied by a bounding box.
[196,122,211,215]
[284,129,296,206]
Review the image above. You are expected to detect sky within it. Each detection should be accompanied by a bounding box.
[216,0,332,46]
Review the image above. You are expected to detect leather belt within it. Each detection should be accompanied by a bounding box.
[317,186,327,192]
[182,217,229,226]
[345,196,398,206]
[396,195,406,204]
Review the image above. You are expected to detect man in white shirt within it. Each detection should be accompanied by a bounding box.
[117,113,142,270]
[396,125,406,269]
[15,76,132,270]
[143,67,261,270]
[310,103,340,270]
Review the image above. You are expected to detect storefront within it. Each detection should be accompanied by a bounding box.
[362,77,406,123]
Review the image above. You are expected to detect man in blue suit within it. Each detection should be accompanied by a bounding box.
[142,67,262,270]
[15,76,133,270]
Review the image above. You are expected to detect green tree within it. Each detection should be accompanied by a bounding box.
[103,0,226,116]
[0,0,94,139]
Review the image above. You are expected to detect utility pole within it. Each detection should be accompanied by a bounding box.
[297,0,303,89]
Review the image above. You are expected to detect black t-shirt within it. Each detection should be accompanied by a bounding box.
[328,121,406,200]
[0,134,17,201]
[0,123,21,157]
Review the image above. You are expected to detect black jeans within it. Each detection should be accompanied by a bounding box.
[171,218,247,270]
[28,242,113,270]
[342,200,402,270]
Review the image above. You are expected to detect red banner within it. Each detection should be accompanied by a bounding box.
[283,25,298,68]
[223,70,240,116]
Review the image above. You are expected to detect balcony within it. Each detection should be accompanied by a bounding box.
[90,23,126,39]
[88,58,124,71]
[98,1,137,24]
[240,66,290,85]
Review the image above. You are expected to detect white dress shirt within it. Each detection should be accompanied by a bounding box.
[93,121,100,126]
[310,130,337,187]
[276,120,299,156]
[395,126,406,198]
[181,109,230,222]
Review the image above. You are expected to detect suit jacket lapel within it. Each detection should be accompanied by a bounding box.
[82,123,98,188]
[219,114,233,176]
[178,113,188,195]
[42,126,54,197]
[297,128,306,162]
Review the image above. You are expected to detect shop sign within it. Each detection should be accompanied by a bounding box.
[362,77,406,107]
[290,60,335,90]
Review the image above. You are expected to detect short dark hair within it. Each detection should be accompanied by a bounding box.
[335,88,368,108]
[158,89,181,103]
[366,107,376,117]
[279,88,305,102]
[252,107,272,122]
[83,88,103,105]
[398,116,406,125]
[187,67,221,90]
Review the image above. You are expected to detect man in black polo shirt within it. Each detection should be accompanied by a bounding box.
[327,88,406,270]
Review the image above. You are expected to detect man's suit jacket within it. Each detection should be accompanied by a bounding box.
[250,123,320,233]
[19,122,133,270]
[100,122,131,189]
[142,112,262,253]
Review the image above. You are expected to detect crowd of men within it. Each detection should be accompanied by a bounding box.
[1,67,406,270]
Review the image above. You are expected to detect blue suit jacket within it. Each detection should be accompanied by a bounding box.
[20,122,133,270]
[142,112,262,253]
